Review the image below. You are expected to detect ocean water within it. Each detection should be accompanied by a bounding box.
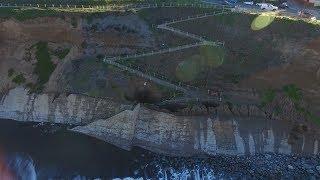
[0,119,319,180]
[0,119,231,180]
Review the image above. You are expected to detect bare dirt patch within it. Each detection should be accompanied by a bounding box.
[52,58,174,103]
[0,12,159,95]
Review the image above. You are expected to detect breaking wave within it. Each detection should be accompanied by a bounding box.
[155,165,227,180]
[112,164,229,180]
[3,153,37,180]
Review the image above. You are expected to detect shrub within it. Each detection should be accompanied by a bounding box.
[296,104,320,125]
[54,48,70,59]
[8,68,15,77]
[283,84,302,103]
[12,73,26,85]
[307,113,320,125]
[261,89,276,107]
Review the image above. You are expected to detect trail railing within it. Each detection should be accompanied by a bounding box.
[0,2,233,10]
[101,8,230,101]
[105,41,221,62]
[103,58,202,96]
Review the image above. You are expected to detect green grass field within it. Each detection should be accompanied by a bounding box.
[0,0,207,21]
[0,7,60,20]
[0,0,202,6]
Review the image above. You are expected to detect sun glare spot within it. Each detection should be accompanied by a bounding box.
[251,13,276,31]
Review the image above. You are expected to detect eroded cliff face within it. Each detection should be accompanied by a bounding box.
[0,14,155,97]
[1,87,319,156]
[72,104,320,157]
[0,87,131,124]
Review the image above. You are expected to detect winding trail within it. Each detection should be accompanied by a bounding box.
[104,9,227,62]
[0,2,231,102]
[103,7,230,102]
[105,41,216,61]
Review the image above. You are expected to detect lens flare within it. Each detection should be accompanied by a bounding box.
[0,149,14,180]
[176,55,202,82]
[199,46,225,68]
[251,13,275,31]
[176,46,225,82]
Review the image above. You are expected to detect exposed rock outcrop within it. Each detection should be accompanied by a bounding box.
[1,87,319,157]
[72,104,320,157]
[72,104,140,150]
[0,87,131,124]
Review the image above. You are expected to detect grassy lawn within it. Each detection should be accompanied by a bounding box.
[0,7,115,21]
[0,7,59,21]
[0,0,213,21]
[1,0,108,5]
[0,0,202,5]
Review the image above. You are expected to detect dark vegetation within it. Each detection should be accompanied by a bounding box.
[33,41,56,90]
[12,73,26,85]
[282,84,320,125]
[7,68,26,85]
[53,48,70,59]
[283,84,302,103]
[260,84,320,125]
[260,89,275,107]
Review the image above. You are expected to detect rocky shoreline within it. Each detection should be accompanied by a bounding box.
[0,118,319,179]
[137,152,320,179]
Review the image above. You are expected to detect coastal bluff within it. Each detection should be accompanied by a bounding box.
[0,87,319,156]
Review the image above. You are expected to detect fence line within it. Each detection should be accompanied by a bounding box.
[0,2,236,103]
[103,58,201,96]
[104,57,205,92]
[158,96,222,105]
[0,2,232,10]
[106,11,227,62]
[162,11,227,26]
[105,41,220,61]
[101,8,231,102]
